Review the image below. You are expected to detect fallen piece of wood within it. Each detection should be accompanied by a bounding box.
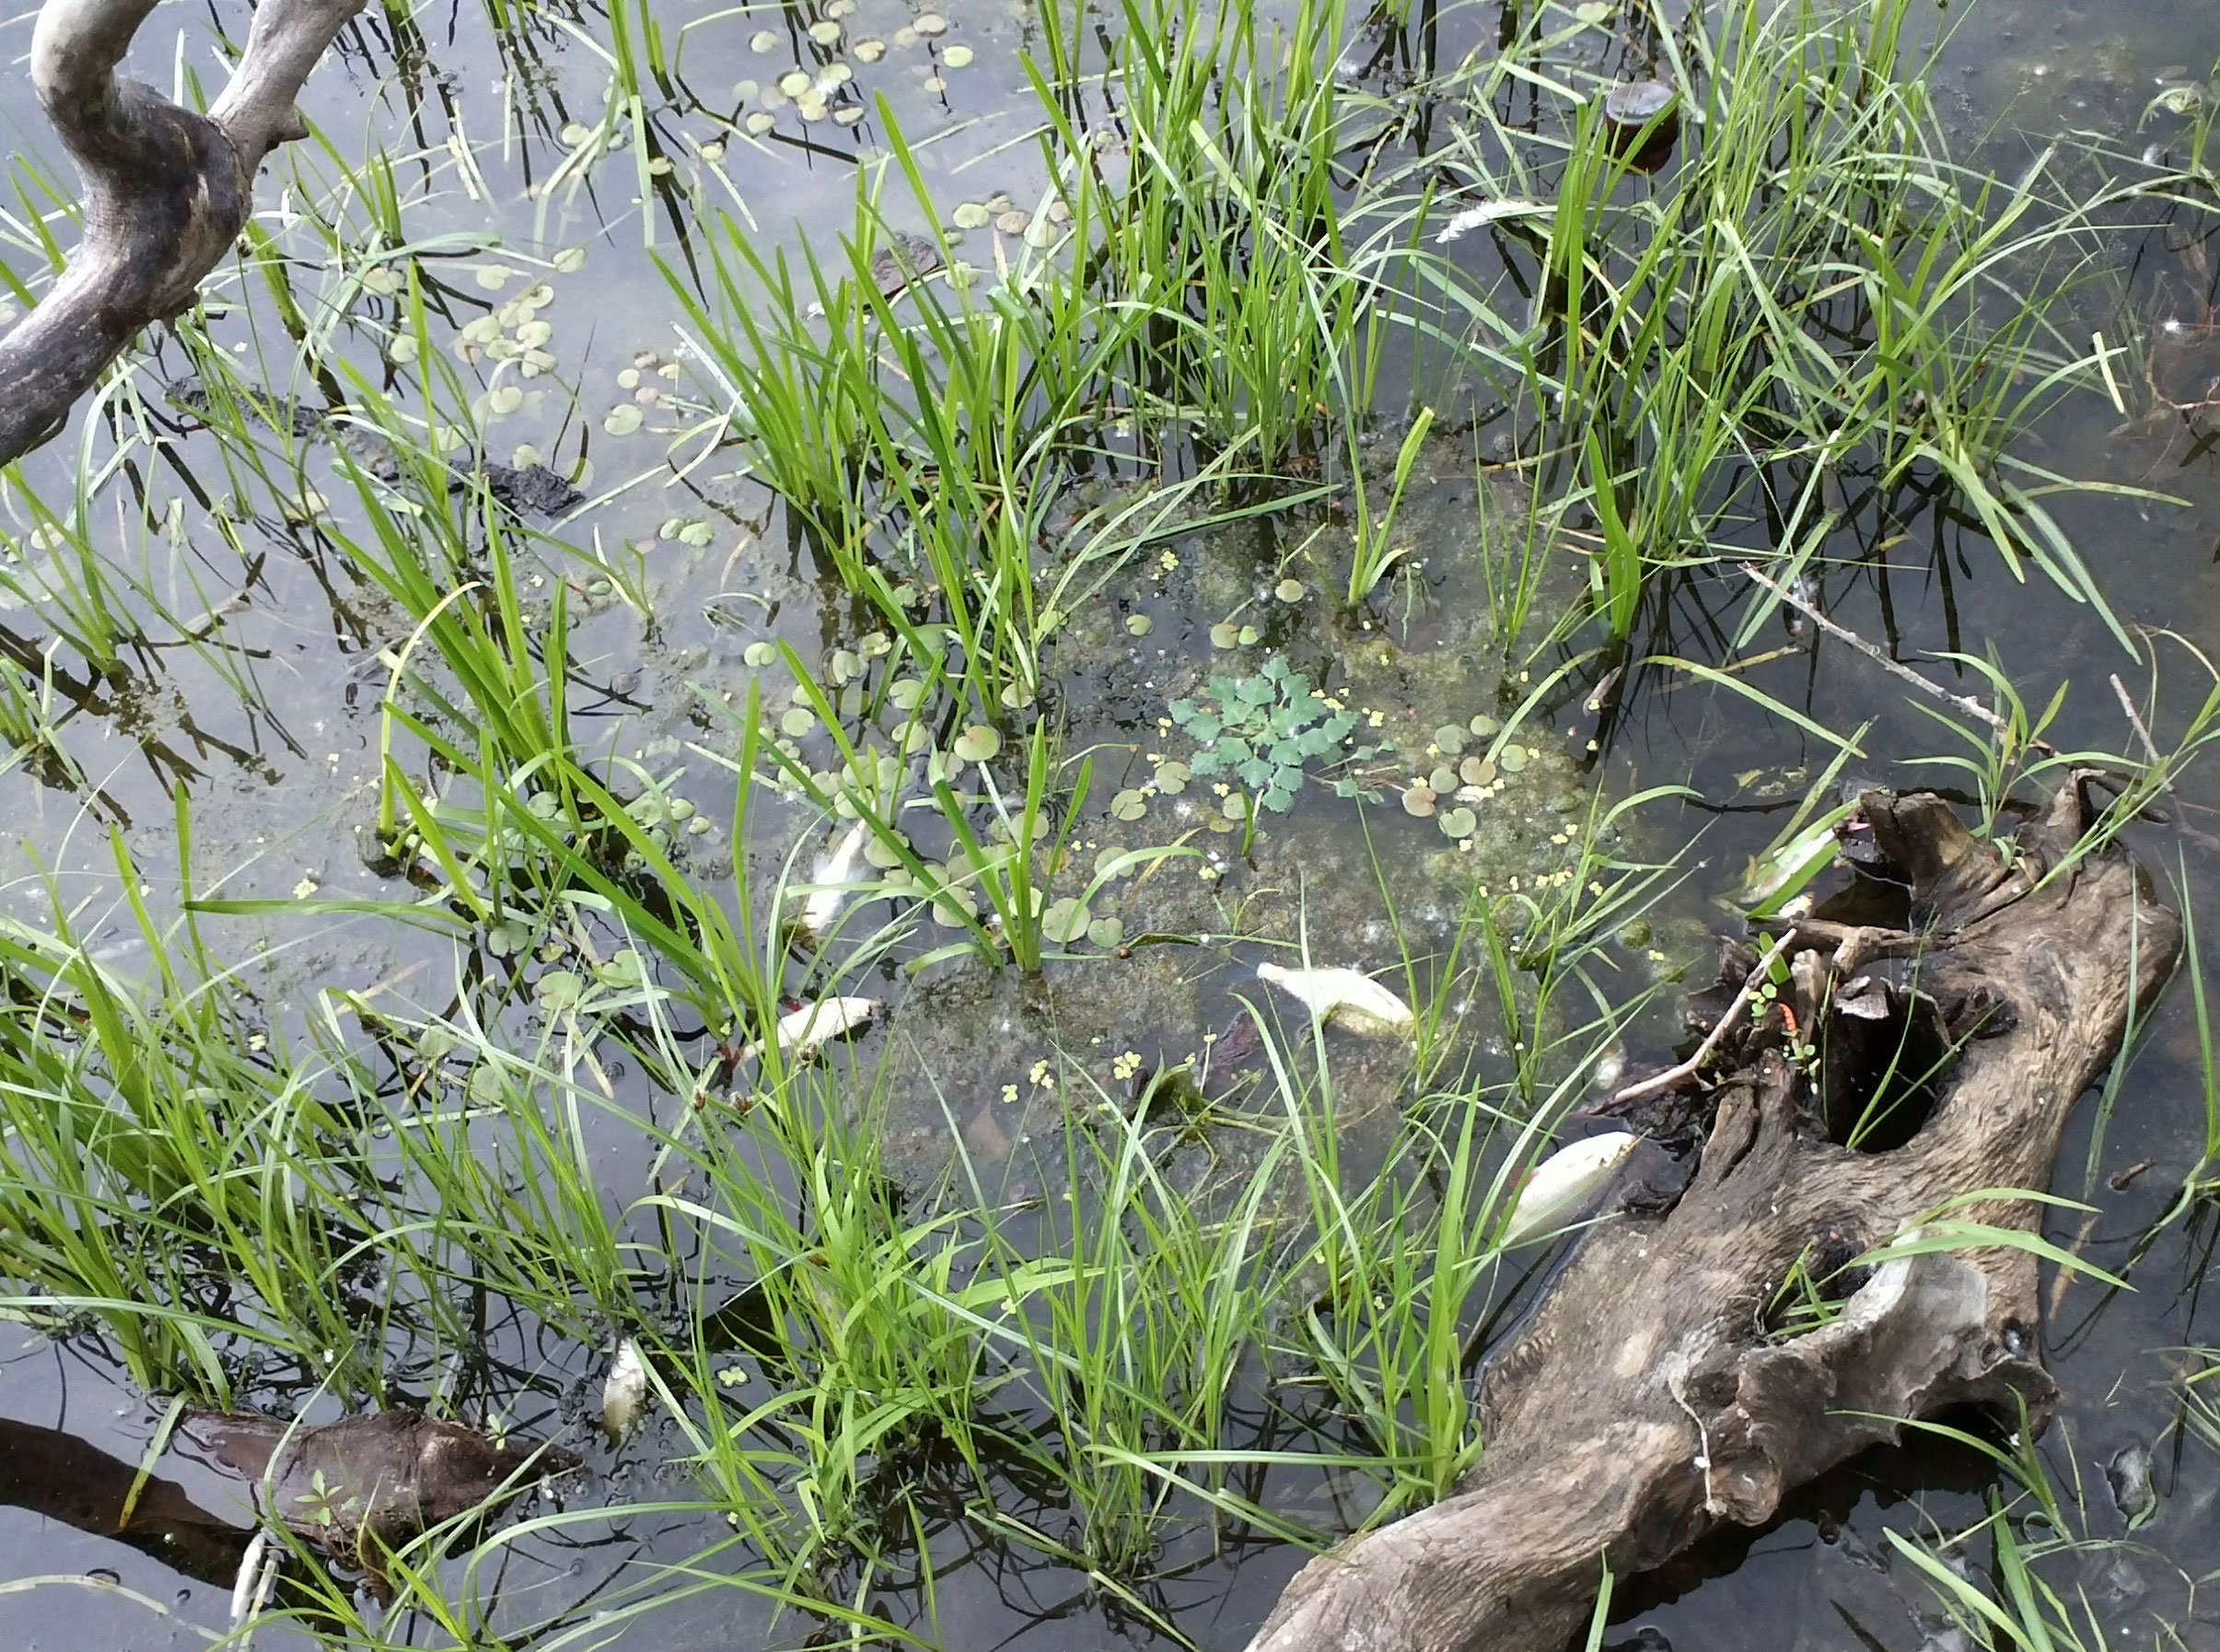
[1248,782,2176,1652]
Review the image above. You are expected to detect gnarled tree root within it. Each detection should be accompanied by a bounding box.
[0,0,366,465]
[1249,780,2178,1652]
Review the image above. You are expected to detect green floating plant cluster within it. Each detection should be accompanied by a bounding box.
[1168,656,1379,812]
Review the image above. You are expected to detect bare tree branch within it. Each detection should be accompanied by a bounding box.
[0,0,366,467]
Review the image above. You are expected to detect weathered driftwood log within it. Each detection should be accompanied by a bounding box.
[1250,777,2178,1652]
[0,0,366,466]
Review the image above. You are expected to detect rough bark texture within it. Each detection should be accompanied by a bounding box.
[1249,778,2178,1652]
[0,0,366,465]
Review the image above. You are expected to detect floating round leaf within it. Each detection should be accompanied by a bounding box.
[1275,578,1305,603]
[796,92,830,121]
[1401,785,1437,818]
[1433,724,1467,755]
[679,521,715,548]
[943,43,974,66]
[1042,898,1091,945]
[1087,915,1124,950]
[854,37,886,61]
[778,68,813,96]
[1209,622,1239,649]
[603,403,645,436]
[888,678,925,710]
[807,18,842,43]
[1428,764,1459,794]
[746,111,777,135]
[1111,789,1148,821]
[1461,756,1497,786]
[780,707,818,738]
[1238,624,1261,646]
[834,105,865,126]
[1223,793,1249,822]
[1153,761,1190,794]
[914,11,949,35]
[1469,714,1502,739]
[952,202,992,229]
[1125,612,1153,636]
[1439,807,1477,839]
[485,384,523,415]
[743,641,776,668]
[952,724,1002,763]
[750,29,780,51]
[996,209,1030,236]
[1498,744,1529,774]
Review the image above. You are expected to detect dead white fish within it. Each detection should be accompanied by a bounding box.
[601,1339,650,1443]
[1255,962,1415,1035]
[739,995,883,1064]
[793,821,868,945]
[228,1526,274,1631]
[1435,198,1550,243]
[1499,1132,1639,1248]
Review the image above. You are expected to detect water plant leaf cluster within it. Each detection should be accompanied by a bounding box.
[1169,656,1382,812]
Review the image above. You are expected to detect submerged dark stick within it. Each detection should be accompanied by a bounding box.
[1740,563,2056,756]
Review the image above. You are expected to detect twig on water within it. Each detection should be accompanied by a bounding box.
[2110,672,2171,793]
[1610,929,1798,1109]
[1740,563,2055,756]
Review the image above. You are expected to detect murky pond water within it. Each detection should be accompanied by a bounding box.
[4,0,2220,1646]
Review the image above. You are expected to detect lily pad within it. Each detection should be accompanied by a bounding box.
[1275,578,1305,603]
[1461,756,1497,786]
[1401,785,1437,818]
[1433,723,1467,754]
[952,724,1002,763]
[1126,612,1153,636]
[743,641,777,668]
[1210,622,1240,649]
[1498,744,1530,774]
[603,403,645,436]
[1153,761,1190,794]
[1087,915,1125,949]
[1439,807,1478,839]
[1042,898,1092,945]
[779,707,818,738]
[1111,789,1148,821]
[952,202,993,230]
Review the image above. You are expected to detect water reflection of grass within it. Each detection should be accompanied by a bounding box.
[3,0,2220,1643]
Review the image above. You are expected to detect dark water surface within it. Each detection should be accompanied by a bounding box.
[3,0,2220,1647]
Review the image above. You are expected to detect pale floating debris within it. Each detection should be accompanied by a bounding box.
[797,821,868,942]
[1499,1132,1638,1248]
[1256,962,1415,1035]
[1435,199,1549,244]
[603,403,645,436]
[601,1339,650,1442]
[944,43,974,67]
